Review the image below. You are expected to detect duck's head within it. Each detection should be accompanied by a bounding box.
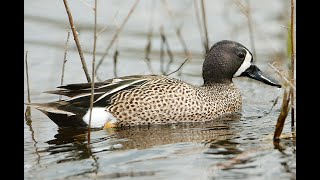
[202,40,281,88]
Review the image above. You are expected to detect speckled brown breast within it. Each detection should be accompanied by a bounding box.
[107,76,242,127]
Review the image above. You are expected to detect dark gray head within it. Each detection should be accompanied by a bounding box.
[202,40,281,88]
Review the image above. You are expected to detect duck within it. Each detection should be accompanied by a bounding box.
[27,40,281,129]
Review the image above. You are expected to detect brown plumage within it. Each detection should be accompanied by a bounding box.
[27,40,281,128]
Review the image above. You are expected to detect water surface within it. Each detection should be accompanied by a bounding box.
[24,0,295,179]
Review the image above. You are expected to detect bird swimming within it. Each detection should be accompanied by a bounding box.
[27,40,281,129]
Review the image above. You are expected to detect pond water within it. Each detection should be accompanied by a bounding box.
[24,0,295,179]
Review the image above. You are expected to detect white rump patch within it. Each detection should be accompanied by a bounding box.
[233,49,252,77]
[82,107,117,128]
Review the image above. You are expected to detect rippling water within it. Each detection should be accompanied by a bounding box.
[24,0,295,179]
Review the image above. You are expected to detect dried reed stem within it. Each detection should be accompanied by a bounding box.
[271,12,296,140]
[233,0,248,17]
[160,0,191,76]
[142,57,154,74]
[259,95,279,117]
[79,0,94,10]
[25,51,31,105]
[63,0,91,82]
[245,0,256,58]
[60,29,71,100]
[166,58,189,76]
[273,88,291,141]
[290,0,295,127]
[25,51,31,118]
[88,0,98,145]
[201,0,209,53]
[113,50,119,77]
[233,0,256,57]
[144,1,155,63]
[159,27,174,74]
[161,0,192,60]
[145,32,153,62]
[97,12,119,37]
[25,51,41,164]
[268,62,295,91]
[160,27,165,74]
[95,0,140,74]
[194,0,205,55]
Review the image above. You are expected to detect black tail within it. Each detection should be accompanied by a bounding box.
[26,102,88,128]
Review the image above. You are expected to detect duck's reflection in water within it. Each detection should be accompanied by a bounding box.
[45,113,242,161]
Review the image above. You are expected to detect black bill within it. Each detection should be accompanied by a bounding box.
[241,65,282,88]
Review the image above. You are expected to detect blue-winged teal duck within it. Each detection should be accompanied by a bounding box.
[28,40,281,128]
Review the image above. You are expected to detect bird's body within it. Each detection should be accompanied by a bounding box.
[107,76,242,126]
[28,40,281,129]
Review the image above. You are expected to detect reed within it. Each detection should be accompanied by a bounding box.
[246,0,256,58]
[63,0,91,82]
[233,0,256,58]
[144,31,154,73]
[201,0,209,53]
[166,58,189,76]
[25,51,31,119]
[160,26,165,74]
[95,0,140,75]
[79,0,94,9]
[194,0,205,56]
[60,29,71,100]
[268,62,295,91]
[113,49,119,77]
[162,29,174,74]
[158,26,175,74]
[25,51,41,164]
[144,30,153,64]
[161,0,192,61]
[88,0,98,145]
[290,0,295,127]
[142,57,154,74]
[272,0,296,141]
[273,88,291,141]
[144,1,155,64]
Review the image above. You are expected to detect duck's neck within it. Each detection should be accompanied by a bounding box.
[201,82,236,90]
[202,56,234,85]
[202,72,233,86]
[202,79,233,87]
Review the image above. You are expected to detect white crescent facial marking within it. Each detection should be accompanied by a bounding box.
[82,107,117,128]
[233,49,252,77]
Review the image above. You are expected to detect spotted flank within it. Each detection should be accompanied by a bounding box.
[27,40,281,129]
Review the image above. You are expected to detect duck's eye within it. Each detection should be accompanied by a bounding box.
[237,52,245,59]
